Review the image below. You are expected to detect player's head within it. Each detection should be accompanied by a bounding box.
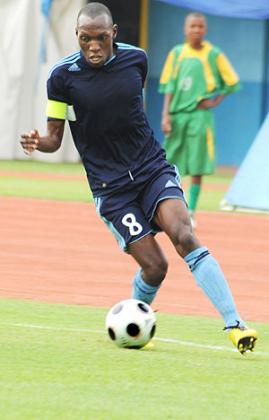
[76,2,118,68]
[184,12,207,47]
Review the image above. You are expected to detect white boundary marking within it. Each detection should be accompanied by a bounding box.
[2,322,268,357]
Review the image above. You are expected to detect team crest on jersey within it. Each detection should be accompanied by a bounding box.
[68,63,80,72]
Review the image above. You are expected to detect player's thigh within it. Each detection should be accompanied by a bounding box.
[154,199,201,255]
[140,165,187,228]
[154,197,190,237]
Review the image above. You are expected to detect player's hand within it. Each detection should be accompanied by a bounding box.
[197,95,224,109]
[20,129,40,155]
[161,115,172,135]
[197,99,215,109]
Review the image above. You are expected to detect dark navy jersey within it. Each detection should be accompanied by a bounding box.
[47,43,168,196]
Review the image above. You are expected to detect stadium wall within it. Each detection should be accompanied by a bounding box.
[146,0,269,166]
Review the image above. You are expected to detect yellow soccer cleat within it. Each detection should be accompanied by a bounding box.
[142,341,154,350]
[228,325,258,355]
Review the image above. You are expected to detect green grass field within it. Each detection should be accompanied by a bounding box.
[1,299,269,420]
[1,160,268,419]
[0,160,90,202]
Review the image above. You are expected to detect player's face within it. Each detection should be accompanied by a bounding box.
[76,14,117,68]
[184,16,207,47]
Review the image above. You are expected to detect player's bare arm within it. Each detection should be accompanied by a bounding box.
[20,120,65,155]
[197,95,224,109]
[161,93,173,135]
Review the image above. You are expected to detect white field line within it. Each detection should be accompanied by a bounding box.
[2,322,269,357]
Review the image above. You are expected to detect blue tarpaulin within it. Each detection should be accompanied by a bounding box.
[40,0,54,63]
[156,0,269,19]
[223,113,269,211]
[41,0,53,17]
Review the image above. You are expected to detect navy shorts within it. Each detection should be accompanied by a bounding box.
[94,166,186,252]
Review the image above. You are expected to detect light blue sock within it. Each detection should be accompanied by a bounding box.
[132,270,160,304]
[184,247,245,328]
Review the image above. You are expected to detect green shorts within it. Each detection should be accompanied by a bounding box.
[163,109,215,176]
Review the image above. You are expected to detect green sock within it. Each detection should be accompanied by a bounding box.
[189,183,201,212]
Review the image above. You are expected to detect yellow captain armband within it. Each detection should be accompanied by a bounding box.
[46,99,68,120]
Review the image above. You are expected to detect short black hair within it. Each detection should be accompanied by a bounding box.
[185,12,207,24]
[77,2,113,24]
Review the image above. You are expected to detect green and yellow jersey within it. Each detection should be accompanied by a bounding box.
[159,41,240,113]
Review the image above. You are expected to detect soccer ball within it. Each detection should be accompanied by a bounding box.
[105,299,156,349]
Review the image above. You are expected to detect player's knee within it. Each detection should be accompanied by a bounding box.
[180,231,197,250]
[143,258,168,286]
[172,228,199,257]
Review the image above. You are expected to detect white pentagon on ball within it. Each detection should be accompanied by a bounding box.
[105,299,156,349]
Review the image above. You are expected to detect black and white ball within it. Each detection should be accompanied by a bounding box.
[105,299,156,348]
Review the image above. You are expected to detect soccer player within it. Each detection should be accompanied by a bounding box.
[20,2,257,354]
[159,12,240,228]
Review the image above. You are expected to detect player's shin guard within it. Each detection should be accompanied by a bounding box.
[184,247,245,328]
[132,269,160,305]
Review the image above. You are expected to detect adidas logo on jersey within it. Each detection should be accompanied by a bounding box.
[68,63,80,72]
[165,180,178,188]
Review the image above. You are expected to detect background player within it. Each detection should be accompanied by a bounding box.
[20,2,257,354]
[159,12,240,228]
